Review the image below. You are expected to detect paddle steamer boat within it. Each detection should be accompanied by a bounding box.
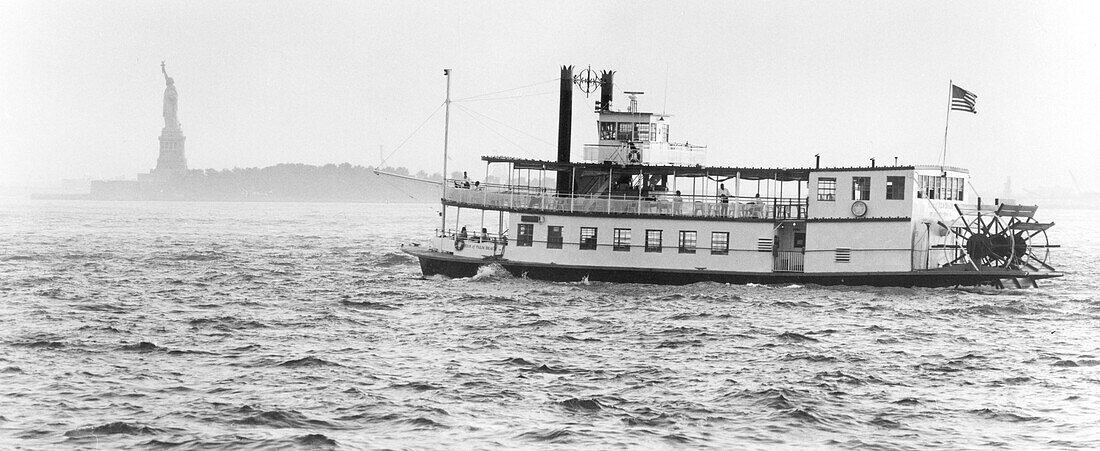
[403,67,1061,288]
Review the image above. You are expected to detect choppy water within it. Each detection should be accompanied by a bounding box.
[1,199,1098,449]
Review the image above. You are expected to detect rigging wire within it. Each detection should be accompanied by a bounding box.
[455,90,557,103]
[454,103,556,148]
[451,78,560,102]
[378,101,445,168]
[453,103,540,159]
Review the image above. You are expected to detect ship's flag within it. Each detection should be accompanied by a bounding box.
[951,84,977,114]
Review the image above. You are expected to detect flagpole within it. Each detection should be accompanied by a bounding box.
[441,69,452,233]
[940,79,952,169]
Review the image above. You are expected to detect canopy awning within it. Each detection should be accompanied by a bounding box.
[482,155,916,182]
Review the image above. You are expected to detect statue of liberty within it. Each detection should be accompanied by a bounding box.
[161,61,179,129]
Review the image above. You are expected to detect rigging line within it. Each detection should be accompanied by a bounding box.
[372,169,441,208]
[451,78,560,102]
[379,101,445,168]
[453,104,539,159]
[454,102,556,148]
[966,180,982,201]
[454,90,557,103]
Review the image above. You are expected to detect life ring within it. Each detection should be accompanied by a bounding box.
[627,148,642,164]
[454,238,466,251]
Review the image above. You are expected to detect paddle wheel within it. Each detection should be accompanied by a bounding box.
[938,203,1057,287]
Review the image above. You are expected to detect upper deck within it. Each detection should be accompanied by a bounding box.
[444,158,971,222]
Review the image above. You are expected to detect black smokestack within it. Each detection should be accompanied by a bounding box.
[556,65,573,194]
[599,70,614,111]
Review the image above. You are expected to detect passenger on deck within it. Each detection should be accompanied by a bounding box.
[718,184,731,217]
[473,181,482,190]
[673,190,684,215]
[457,226,468,240]
[749,193,762,218]
[480,228,489,243]
[462,172,471,189]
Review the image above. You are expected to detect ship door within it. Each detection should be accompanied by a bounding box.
[773,221,806,272]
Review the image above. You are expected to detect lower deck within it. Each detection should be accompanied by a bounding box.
[404,246,1060,288]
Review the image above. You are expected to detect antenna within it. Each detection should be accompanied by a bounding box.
[662,63,669,115]
[624,91,644,113]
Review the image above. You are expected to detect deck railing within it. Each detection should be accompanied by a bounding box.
[443,181,807,220]
[773,251,805,272]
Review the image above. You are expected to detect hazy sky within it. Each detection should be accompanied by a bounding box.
[2,1,1098,195]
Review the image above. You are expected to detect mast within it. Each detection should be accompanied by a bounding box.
[441,69,452,232]
[940,79,952,170]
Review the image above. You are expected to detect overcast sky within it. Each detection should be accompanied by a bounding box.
[2,1,1097,195]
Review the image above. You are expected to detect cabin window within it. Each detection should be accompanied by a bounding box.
[517,224,533,247]
[580,227,598,250]
[599,122,616,140]
[678,231,697,254]
[617,122,634,141]
[645,229,662,253]
[613,228,631,251]
[635,123,650,141]
[817,178,836,201]
[886,176,905,200]
[852,177,871,201]
[711,232,729,255]
[546,226,563,249]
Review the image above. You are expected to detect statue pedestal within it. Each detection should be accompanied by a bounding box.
[153,126,188,176]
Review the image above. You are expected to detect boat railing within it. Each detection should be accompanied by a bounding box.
[773,250,805,272]
[444,181,807,220]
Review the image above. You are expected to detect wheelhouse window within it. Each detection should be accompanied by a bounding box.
[917,175,965,201]
[645,230,662,253]
[580,227,598,250]
[678,231,697,254]
[711,232,729,255]
[852,177,871,201]
[817,177,836,201]
[617,122,634,141]
[546,226,563,249]
[599,122,616,140]
[885,176,905,200]
[613,228,631,251]
[517,224,533,247]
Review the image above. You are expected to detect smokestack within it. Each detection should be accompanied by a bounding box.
[814,154,820,169]
[599,70,614,111]
[870,158,876,168]
[556,65,573,194]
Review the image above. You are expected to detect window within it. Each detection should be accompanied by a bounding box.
[645,230,662,253]
[711,232,729,255]
[517,224,533,247]
[886,176,905,200]
[678,231,697,254]
[599,122,616,140]
[917,175,965,201]
[580,227,598,250]
[617,122,634,141]
[546,226,563,249]
[852,177,871,201]
[613,228,631,251]
[817,177,836,201]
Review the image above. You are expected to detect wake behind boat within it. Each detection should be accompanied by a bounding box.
[404,66,1061,288]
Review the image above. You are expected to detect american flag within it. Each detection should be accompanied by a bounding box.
[950,84,977,114]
